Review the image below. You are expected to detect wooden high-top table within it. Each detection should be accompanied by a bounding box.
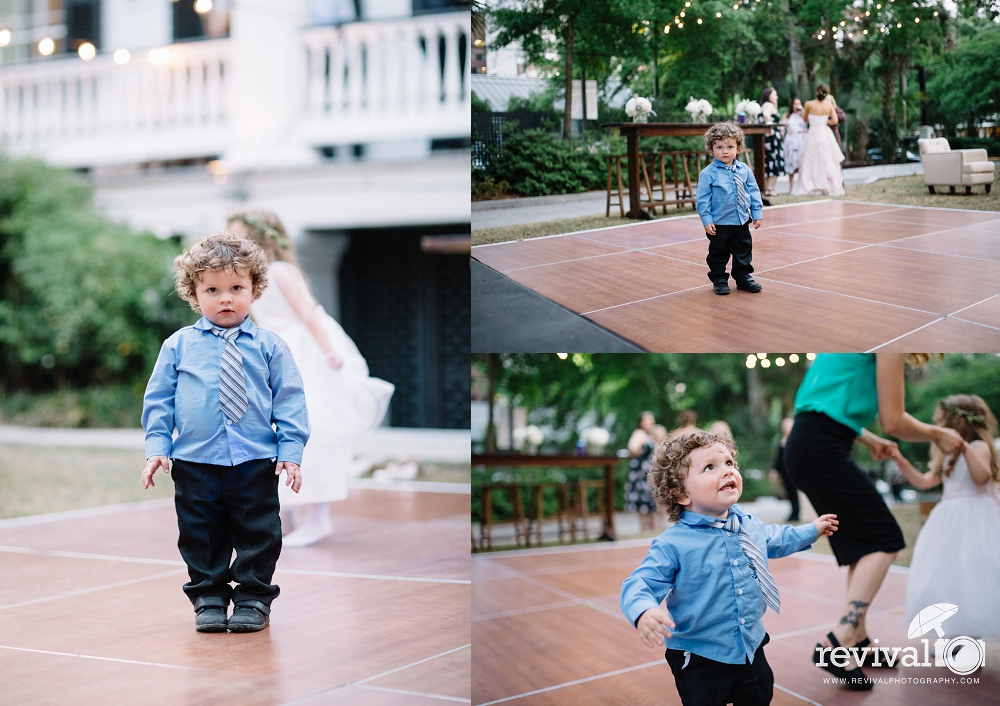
[472,453,622,541]
[602,122,772,219]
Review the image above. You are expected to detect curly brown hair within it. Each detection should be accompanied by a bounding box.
[703,121,745,152]
[173,232,269,311]
[648,428,738,522]
[930,394,999,481]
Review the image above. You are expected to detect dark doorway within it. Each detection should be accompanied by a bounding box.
[339,225,469,430]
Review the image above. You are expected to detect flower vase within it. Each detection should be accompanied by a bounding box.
[633,114,648,124]
[525,444,538,456]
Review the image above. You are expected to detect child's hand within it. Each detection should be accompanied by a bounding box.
[704,223,716,236]
[753,219,762,229]
[813,513,839,537]
[868,436,898,461]
[636,607,675,648]
[276,461,302,493]
[326,351,343,370]
[142,456,169,489]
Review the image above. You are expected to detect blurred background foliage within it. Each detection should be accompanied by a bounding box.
[471,354,1000,522]
[0,155,194,426]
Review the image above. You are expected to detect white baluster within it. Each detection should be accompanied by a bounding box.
[330,31,344,119]
[442,20,460,115]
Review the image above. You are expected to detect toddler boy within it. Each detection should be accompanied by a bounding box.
[621,429,838,706]
[142,233,310,633]
[695,123,765,295]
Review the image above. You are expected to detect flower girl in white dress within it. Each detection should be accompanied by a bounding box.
[892,395,1000,641]
[229,211,394,547]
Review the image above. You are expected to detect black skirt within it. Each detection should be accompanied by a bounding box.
[783,411,905,566]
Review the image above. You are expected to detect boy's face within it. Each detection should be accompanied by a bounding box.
[678,443,742,518]
[195,267,255,328]
[712,138,738,165]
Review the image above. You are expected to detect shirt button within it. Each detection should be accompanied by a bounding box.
[738,589,743,595]
[726,531,731,536]
[733,560,739,566]
[226,420,232,425]
[740,618,745,625]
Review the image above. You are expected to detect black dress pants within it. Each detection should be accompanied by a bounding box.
[171,457,282,610]
[706,221,754,285]
[664,634,773,706]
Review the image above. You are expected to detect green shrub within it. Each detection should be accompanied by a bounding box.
[0,154,195,402]
[488,128,609,197]
[947,137,1000,157]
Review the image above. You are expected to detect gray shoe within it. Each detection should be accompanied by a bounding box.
[228,602,270,633]
[195,605,228,633]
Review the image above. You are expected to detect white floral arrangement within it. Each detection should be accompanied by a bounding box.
[625,96,656,123]
[582,426,611,455]
[685,97,714,122]
[513,425,544,454]
[735,99,761,122]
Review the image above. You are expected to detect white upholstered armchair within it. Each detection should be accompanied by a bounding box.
[917,138,995,194]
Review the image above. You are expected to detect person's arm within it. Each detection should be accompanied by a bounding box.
[140,339,178,474]
[627,428,648,456]
[621,539,678,647]
[888,447,940,490]
[802,101,812,122]
[763,516,830,558]
[875,354,963,451]
[744,165,764,225]
[696,166,715,234]
[857,428,897,461]
[964,440,994,485]
[268,340,310,492]
[826,99,839,126]
[273,264,342,369]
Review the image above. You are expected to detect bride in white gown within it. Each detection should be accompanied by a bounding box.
[229,211,394,547]
[791,84,845,196]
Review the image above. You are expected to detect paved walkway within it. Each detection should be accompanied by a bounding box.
[473,163,924,231]
[0,425,471,464]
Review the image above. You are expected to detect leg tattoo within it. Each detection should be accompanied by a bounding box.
[839,600,870,629]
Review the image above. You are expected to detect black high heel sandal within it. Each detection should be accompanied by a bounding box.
[812,632,874,690]
[852,637,898,668]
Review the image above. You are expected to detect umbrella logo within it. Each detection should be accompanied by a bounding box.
[907,603,985,675]
[907,603,958,639]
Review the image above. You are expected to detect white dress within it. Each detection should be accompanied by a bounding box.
[906,447,1000,641]
[252,260,394,506]
[791,113,845,196]
[783,113,807,174]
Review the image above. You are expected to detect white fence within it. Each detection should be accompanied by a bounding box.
[0,12,470,168]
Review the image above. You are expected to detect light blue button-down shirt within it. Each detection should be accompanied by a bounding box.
[142,316,310,466]
[696,159,764,227]
[621,504,818,664]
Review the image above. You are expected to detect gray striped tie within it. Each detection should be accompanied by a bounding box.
[727,163,748,217]
[214,327,248,424]
[717,514,781,614]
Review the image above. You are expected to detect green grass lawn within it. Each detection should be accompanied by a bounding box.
[472,170,1000,247]
[0,445,173,520]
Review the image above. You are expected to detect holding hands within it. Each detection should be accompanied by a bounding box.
[812,513,839,537]
[637,607,676,648]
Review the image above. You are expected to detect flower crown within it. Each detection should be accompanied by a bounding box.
[939,401,986,426]
[230,214,291,250]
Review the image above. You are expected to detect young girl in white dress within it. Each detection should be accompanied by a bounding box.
[229,211,395,547]
[893,394,1000,641]
[782,98,807,195]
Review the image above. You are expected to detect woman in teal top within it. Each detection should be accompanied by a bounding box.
[785,353,962,690]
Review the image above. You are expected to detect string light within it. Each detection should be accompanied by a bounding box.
[680,11,686,17]
[697,17,703,23]
[933,10,939,15]
[113,48,130,64]
[0,28,10,47]
[915,17,919,22]
[77,41,96,60]
[38,37,55,55]
[717,11,722,17]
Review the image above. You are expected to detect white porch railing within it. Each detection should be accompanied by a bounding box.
[0,12,470,168]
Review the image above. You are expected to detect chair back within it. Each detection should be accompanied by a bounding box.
[918,137,951,156]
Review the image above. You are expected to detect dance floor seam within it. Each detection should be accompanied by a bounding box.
[472,201,1000,351]
[472,544,996,706]
[1,489,471,705]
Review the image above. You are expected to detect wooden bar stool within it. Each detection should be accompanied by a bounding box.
[480,483,527,550]
[606,154,657,217]
[572,479,606,541]
[527,482,572,546]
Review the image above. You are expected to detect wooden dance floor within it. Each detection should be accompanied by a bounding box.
[472,541,1000,706]
[471,201,1000,351]
[0,488,470,705]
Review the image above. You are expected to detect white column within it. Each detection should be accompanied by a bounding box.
[224,0,318,171]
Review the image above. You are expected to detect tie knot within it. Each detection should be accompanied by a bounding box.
[725,514,740,532]
[216,327,240,342]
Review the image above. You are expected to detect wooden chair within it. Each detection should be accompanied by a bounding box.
[526,482,573,546]
[606,153,658,217]
[479,483,527,550]
[572,479,606,541]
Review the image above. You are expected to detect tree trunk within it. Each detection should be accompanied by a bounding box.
[581,60,588,134]
[784,6,809,99]
[746,367,766,438]
[563,15,574,140]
